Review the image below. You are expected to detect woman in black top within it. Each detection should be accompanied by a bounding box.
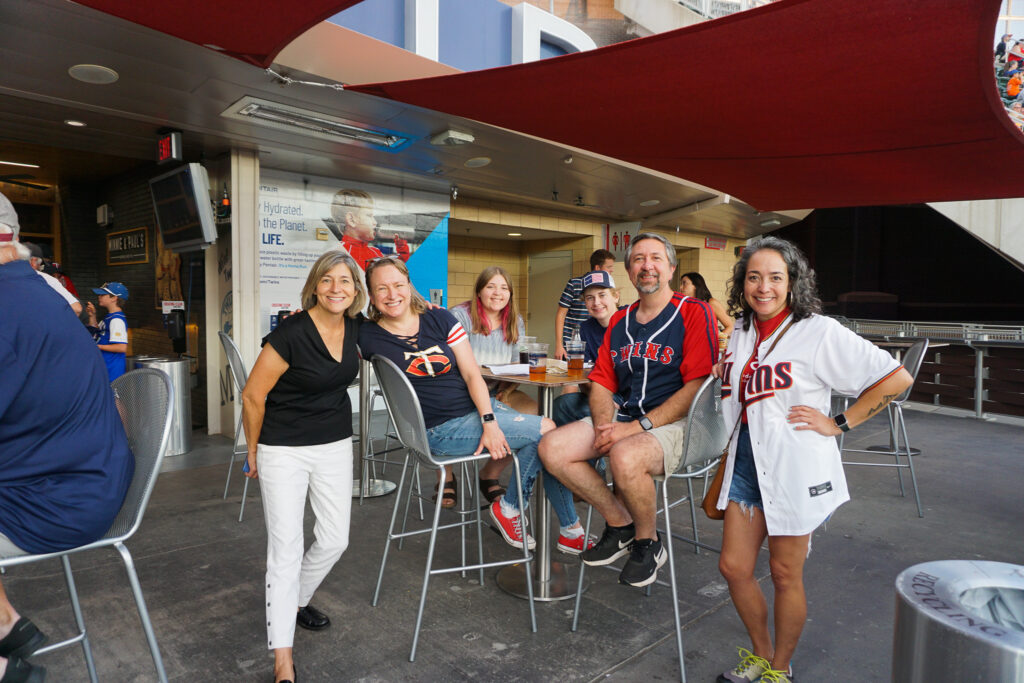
[242,250,365,683]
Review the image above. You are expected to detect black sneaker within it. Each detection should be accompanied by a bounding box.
[580,523,635,566]
[618,535,667,587]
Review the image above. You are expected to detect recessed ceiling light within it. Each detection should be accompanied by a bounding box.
[0,160,40,168]
[64,119,87,127]
[68,64,119,85]
[464,156,491,168]
[508,232,522,237]
[639,199,660,207]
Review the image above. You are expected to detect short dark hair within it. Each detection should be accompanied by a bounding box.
[726,236,822,331]
[680,272,712,302]
[590,249,615,268]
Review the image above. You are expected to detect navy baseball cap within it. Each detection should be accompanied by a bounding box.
[92,282,130,299]
[581,270,616,293]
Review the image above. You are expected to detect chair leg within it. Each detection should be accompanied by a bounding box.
[473,461,484,587]
[373,457,410,606]
[223,417,243,499]
[661,482,687,683]
[398,460,417,551]
[60,555,98,683]
[458,463,468,579]
[410,470,448,662]
[571,504,593,632]
[509,455,536,633]
[686,478,700,556]
[887,405,906,497]
[114,543,168,683]
[896,405,924,518]
[238,476,251,523]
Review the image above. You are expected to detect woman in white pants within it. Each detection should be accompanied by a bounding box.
[242,250,365,683]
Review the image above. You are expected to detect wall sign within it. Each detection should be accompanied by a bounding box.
[157,131,182,165]
[106,227,149,265]
[705,236,727,250]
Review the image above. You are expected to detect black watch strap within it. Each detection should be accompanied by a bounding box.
[481,412,496,424]
[639,415,654,431]
[834,413,850,432]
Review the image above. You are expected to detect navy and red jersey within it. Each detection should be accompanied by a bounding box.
[588,293,716,421]
[358,307,476,428]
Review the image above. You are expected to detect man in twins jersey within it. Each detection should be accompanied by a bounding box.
[540,233,716,587]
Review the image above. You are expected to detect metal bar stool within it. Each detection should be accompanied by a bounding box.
[218,331,254,522]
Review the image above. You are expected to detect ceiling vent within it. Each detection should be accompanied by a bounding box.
[221,96,409,150]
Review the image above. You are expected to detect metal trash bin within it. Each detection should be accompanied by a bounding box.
[893,560,1024,682]
[127,355,192,456]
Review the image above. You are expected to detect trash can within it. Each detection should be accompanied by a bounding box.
[127,355,192,456]
[893,560,1024,682]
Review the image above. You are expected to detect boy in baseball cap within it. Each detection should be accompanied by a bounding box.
[86,282,129,381]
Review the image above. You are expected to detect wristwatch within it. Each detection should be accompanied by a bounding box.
[833,413,850,432]
[639,415,654,431]
[481,413,496,425]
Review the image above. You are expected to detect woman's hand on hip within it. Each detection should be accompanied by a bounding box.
[787,405,841,436]
[476,421,512,460]
[245,450,259,478]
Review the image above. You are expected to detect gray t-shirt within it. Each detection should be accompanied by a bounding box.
[450,301,525,367]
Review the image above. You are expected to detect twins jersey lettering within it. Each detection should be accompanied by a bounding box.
[716,314,903,535]
[589,293,716,420]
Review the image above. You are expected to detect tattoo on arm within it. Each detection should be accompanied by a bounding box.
[865,393,899,419]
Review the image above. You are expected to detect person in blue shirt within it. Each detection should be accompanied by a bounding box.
[86,282,129,382]
[0,203,134,683]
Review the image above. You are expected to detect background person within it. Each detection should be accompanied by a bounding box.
[451,266,538,505]
[551,269,620,426]
[86,282,130,382]
[241,250,365,683]
[16,239,81,315]
[360,258,593,555]
[712,236,912,683]
[680,271,734,350]
[554,249,615,361]
[0,209,134,683]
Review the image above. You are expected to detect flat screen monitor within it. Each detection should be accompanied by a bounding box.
[149,162,217,253]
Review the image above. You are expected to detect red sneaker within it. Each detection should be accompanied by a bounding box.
[556,532,596,555]
[489,500,536,550]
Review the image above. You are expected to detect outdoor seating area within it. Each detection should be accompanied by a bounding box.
[5,403,1020,682]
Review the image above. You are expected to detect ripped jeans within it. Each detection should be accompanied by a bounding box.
[425,398,579,528]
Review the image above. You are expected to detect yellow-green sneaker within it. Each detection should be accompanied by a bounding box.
[758,666,795,682]
[717,647,770,683]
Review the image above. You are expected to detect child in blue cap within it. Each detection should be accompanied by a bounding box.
[86,282,129,382]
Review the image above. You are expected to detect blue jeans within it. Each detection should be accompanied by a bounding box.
[425,399,579,528]
[727,424,763,510]
[552,391,591,426]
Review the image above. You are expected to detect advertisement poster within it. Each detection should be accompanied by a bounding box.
[257,170,450,337]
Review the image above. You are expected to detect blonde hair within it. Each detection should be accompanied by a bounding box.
[364,257,428,322]
[299,250,366,316]
[468,266,519,344]
[330,189,374,224]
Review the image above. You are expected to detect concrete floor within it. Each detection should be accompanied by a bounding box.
[6,405,1022,682]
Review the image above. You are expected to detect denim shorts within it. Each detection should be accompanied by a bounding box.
[728,424,763,510]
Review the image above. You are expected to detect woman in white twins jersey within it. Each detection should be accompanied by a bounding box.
[712,237,912,683]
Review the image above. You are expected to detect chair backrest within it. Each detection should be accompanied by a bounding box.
[218,331,249,393]
[105,368,174,542]
[895,339,929,405]
[370,355,438,469]
[674,376,729,474]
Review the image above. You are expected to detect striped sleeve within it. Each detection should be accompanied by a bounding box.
[447,322,468,347]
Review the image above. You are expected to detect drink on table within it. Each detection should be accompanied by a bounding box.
[519,335,536,365]
[566,339,586,378]
[528,342,548,378]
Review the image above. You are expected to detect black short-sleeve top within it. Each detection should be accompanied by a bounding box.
[258,311,359,446]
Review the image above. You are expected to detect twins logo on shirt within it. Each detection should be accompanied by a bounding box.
[403,345,452,377]
[610,341,674,365]
[721,361,793,404]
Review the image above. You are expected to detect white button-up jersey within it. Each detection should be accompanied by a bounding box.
[716,314,902,535]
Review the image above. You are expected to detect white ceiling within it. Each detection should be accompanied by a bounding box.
[0,0,804,237]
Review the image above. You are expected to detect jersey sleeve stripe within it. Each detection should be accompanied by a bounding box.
[857,365,904,396]
[448,322,467,346]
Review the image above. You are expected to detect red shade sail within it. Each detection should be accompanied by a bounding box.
[351,0,1024,210]
[74,0,363,67]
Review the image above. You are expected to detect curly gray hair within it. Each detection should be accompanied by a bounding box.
[726,236,821,331]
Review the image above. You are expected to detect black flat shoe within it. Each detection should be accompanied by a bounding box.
[0,657,45,683]
[296,605,330,631]
[274,659,297,683]
[0,619,47,660]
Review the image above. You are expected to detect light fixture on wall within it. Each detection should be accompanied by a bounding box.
[0,161,40,168]
[430,129,475,146]
[508,232,522,237]
[760,217,782,229]
[221,96,409,149]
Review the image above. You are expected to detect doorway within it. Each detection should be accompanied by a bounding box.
[526,250,572,345]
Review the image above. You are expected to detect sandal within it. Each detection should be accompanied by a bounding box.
[433,475,457,509]
[478,478,506,505]
[0,657,45,683]
[0,618,46,660]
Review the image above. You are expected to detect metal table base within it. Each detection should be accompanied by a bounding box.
[354,360,396,500]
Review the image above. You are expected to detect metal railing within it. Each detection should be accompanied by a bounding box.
[835,318,1024,418]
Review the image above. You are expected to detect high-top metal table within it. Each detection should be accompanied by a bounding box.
[481,367,590,601]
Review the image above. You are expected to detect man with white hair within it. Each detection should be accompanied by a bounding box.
[0,197,81,315]
[0,191,134,682]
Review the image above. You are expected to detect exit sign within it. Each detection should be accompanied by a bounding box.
[705,236,726,250]
[157,131,182,165]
